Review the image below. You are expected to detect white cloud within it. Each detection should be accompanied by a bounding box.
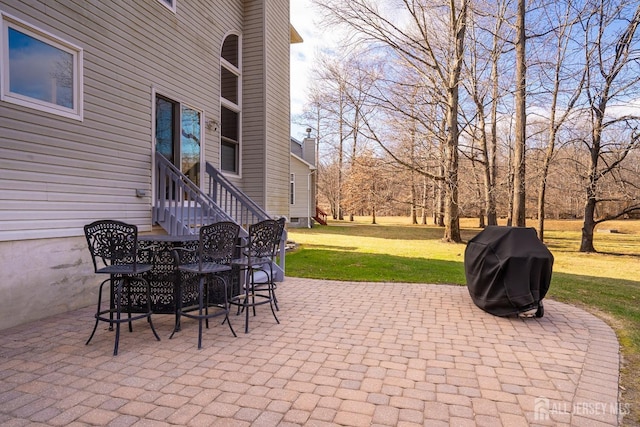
[290,0,319,139]
[290,0,344,139]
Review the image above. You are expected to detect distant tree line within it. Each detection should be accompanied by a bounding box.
[296,0,640,252]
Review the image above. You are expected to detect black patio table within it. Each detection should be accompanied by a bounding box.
[137,234,240,330]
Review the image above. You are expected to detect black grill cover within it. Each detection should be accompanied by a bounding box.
[464,226,553,317]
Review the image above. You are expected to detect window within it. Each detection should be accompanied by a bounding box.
[1,13,83,120]
[220,34,241,174]
[220,105,238,173]
[155,93,202,186]
[157,0,176,12]
[290,173,295,205]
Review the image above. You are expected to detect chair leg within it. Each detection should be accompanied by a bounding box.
[220,276,237,337]
[86,275,159,356]
[250,272,257,317]
[125,283,133,333]
[113,278,123,356]
[169,291,181,340]
[169,315,180,340]
[108,276,115,331]
[244,295,250,334]
[242,277,250,333]
[205,279,210,330]
[85,318,100,346]
[197,277,205,349]
[144,278,160,343]
[86,279,107,346]
[269,283,280,324]
[273,284,279,311]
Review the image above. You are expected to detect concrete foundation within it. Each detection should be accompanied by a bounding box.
[0,236,96,331]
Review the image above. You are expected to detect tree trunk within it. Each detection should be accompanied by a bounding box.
[337,89,345,221]
[537,179,547,241]
[506,146,514,227]
[537,123,556,241]
[580,139,600,252]
[411,172,418,224]
[580,197,597,252]
[442,0,466,243]
[436,176,445,227]
[422,176,429,225]
[512,0,527,227]
[486,13,500,228]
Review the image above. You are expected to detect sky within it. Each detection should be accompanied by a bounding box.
[290,0,331,141]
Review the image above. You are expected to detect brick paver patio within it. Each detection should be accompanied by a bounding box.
[0,278,622,426]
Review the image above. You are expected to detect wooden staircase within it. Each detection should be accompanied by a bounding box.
[314,206,328,225]
[153,155,286,280]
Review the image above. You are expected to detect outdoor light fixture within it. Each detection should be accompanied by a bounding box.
[206,119,219,132]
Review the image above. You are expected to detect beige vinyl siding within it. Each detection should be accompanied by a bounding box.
[0,0,293,331]
[241,0,268,209]
[264,0,291,218]
[290,157,312,219]
[0,0,244,241]
[241,0,291,218]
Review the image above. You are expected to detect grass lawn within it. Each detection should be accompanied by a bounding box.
[285,216,640,425]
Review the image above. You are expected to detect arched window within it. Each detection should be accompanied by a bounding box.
[220,34,240,174]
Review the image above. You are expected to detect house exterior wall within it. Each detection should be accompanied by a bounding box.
[242,0,267,208]
[264,0,292,218]
[0,0,292,330]
[289,136,316,228]
[242,0,291,218]
[290,156,314,227]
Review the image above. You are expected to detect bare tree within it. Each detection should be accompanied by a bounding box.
[298,83,340,218]
[303,0,640,241]
[577,0,640,252]
[528,0,586,241]
[463,0,513,227]
[313,0,469,242]
[343,150,396,223]
[311,55,357,220]
[511,0,527,226]
[317,160,341,219]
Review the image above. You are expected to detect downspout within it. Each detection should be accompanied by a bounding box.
[307,170,316,228]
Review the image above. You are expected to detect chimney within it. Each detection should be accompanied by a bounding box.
[302,128,316,167]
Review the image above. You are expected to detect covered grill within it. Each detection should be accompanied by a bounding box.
[464,226,553,317]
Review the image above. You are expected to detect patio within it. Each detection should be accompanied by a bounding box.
[0,278,621,426]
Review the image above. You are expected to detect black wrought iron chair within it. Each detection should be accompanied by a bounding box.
[84,220,161,356]
[170,221,240,349]
[229,219,283,333]
[250,217,286,311]
[273,217,286,310]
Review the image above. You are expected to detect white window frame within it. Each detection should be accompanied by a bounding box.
[220,100,241,174]
[220,32,242,176]
[157,0,176,13]
[290,173,295,205]
[0,12,83,121]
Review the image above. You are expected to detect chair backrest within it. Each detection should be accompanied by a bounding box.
[247,219,281,259]
[84,220,139,273]
[275,217,286,256]
[199,221,241,267]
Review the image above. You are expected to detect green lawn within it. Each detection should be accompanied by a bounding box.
[284,217,640,425]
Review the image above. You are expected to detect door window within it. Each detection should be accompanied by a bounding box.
[155,94,201,186]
